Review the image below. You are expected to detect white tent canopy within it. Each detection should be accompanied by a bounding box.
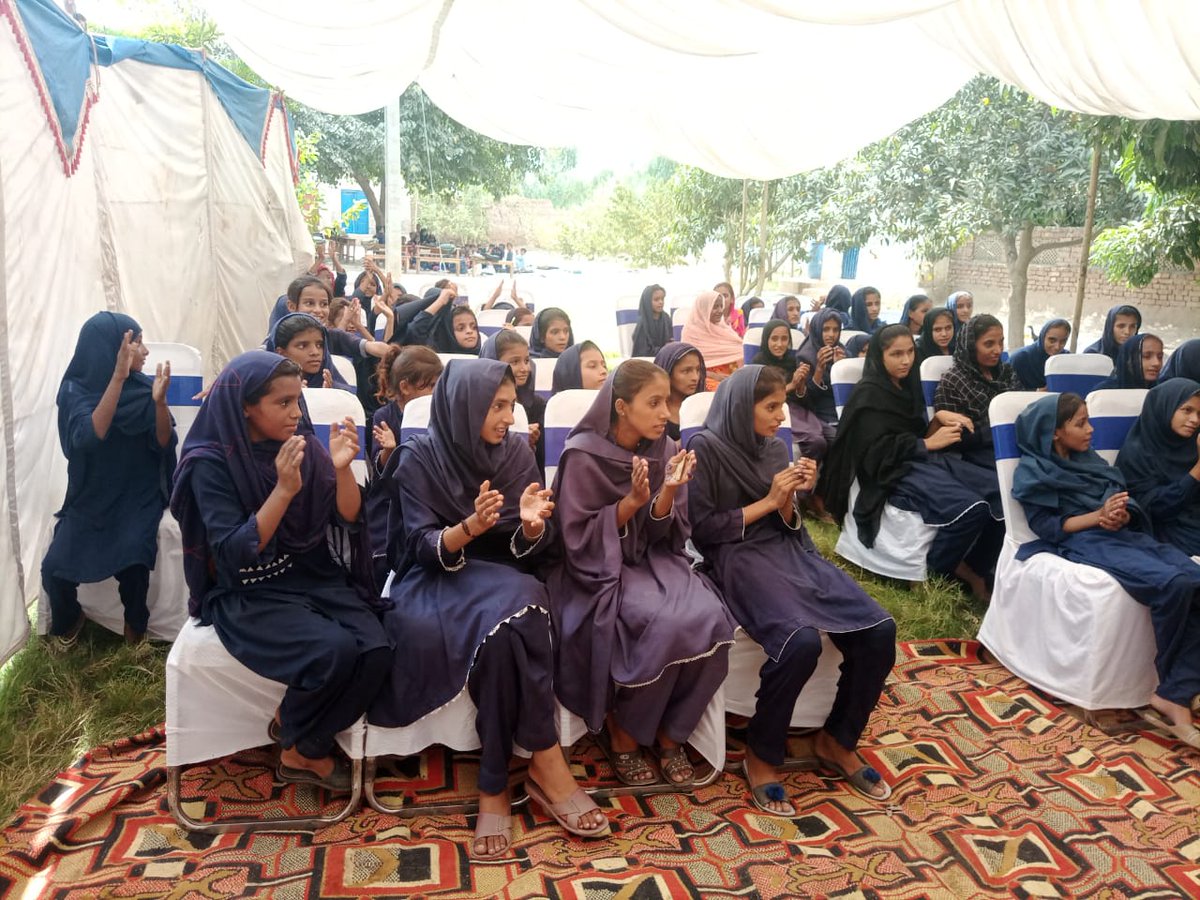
[204,0,1200,179]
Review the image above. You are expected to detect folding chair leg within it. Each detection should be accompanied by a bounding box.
[167,759,362,833]
[363,756,530,819]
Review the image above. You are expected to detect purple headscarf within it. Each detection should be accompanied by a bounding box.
[169,351,337,616]
[654,341,707,395]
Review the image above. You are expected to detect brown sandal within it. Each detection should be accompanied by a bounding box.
[599,732,659,786]
[654,744,695,786]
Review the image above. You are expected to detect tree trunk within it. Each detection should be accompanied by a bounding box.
[1003,225,1034,347]
[353,172,383,231]
[738,179,749,295]
[753,181,770,295]
[1070,137,1103,352]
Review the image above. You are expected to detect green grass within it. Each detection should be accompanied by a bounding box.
[0,527,983,824]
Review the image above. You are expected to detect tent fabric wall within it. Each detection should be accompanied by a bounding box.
[202,0,1200,181]
[0,0,312,664]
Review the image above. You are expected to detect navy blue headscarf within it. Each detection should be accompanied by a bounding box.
[480,331,538,409]
[825,285,852,315]
[751,319,797,376]
[631,284,671,358]
[1010,319,1070,390]
[898,294,930,333]
[170,351,342,616]
[1095,333,1160,390]
[1118,378,1200,500]
[265,312,352,392]
[850,287,883,334]
[844,334,871,358]
[945,291,972,348]
[796,308,844,369]
[552,341,604,393]
[530,307,574,359]
[1083,304,1142,361]
[1161,339,1200,383]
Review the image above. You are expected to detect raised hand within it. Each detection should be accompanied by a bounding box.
[373,421,396,452]
[810,296,823,311]
[664,449,696,488]
[471,479,504,533]
[626,455,652,507]
[816,345,835,369]
[345,298,363,331]
[322,368,333,389]
[793,456,818,493]
[113,330,137,381]
[274,435,305,496]
[519,482,554,529]
[152,360,171,405]
[767,465,806,509]
[527,422,541,450]
[329,417,359,469]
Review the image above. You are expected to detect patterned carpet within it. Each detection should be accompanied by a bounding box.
[4,640,1200,899]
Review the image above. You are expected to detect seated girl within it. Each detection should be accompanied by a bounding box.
[530,307,575,359]
[1084,304,1142,362]
[274,276,392,363]
[1117,378,1200,556]
[368,360,608,859]
[631,284,671,358]
[1013,392,1200,747]
[42,312,176,648]
[917,308,955,362]
[933,314,1020,468]
[945,290,974,350]
[716,282,747,336]
[844,334,871,358]
[688,366,896,811]
[899,294,932,337]
[170,352,392,791]
[820,326,1003,601]
[824,284,853,322]
[740,297,765,325]
[752,318,830,462]
[552,341,609,392]
[267,313,354,392]
[366,346,443,585]
[548,361,736,787]
[1161,339,1200,382]
[505,306,535,328]
[849,287,884,335]
[682,291,744,387]
[1010,318,1070,391]
[1094,333,1164,390]
[482,331,544,453]
[794,309,847,452]
[407,284,481,356]
[654,342,706,442]
[772,296,803,329]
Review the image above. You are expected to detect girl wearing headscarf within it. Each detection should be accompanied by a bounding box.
[267,313,354,393]
[917,308,956,362]
[631,284,671,357]
[548,361,736,788]
[772,296,803,329]
[1093,333,1164,390]
[681,290,744,387]
[481,330,545,455]
[1083,304,1141,361]
[407,284,481,356]
[42,312,176,648]
[824,284,853,323]
[654,342,706,442]
[740,297,765,324]
[898,294,932,336]
[688,366,895,812]
[170,352,391,792]
[820,326,1003,601]
[1012,392,1200,747]
[551,341,609,393]
[715,282,747,336]
[793,308,847,451]
[849,286,884,335]
[754,318,828,461]
[844,334,871,358]
[530,307,575,359]
[1116,378,1200,555]
[933,314,1021,468]
[1010,319,1070,391]
[1161,339,1200,383]
[944,290,974,350]
[369,360,608,859]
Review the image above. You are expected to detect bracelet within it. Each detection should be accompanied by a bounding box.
[461,517,474,538]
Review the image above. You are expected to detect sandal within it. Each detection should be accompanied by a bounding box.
[654,743,695,787]
[599,732,659,786]
[1143,709,1200,750]
[741,759,796,817]
[52,612,86,653]
[267,714,283,745]
[525,780,611,838]
[816,755,891,801]
[276,756,352,793]
[471,811,513,862]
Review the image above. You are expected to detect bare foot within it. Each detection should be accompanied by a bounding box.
[279,746,334,778]
[475,789,511,858]
[527,748,606,832]
[814,730,889,800]
[954,562,991,603]
[1150,693,1195,729]
[744,747,792,814]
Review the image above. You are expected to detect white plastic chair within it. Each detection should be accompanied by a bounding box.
[475,308,509,337]
[1086,389,1149,463]
[165,618,365,832]
[147,342,203,446]
[543,389,599,485]
[920,355,956,421]
[830,357,865,419]
[977,392,1158,710]
[302,387,368,485]
[1045,353,1113,397]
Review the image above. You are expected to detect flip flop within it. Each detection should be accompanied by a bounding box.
[525,780,611,838]
[1143,710,1200,750]
[276,757,352,793]
[741,759,796,817]
[471,811,513,862]
[598,732,660,786]
[817,755,892,801]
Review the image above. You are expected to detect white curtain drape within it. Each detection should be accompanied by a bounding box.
[202,0,1200,179]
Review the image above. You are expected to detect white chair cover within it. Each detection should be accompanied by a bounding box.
[748,308,772,326]
[475,308,510,337]
[920,355,956,422]
[543,389,599,485]
[671,308,689,342]
[1044,353,1113,397]
[835,480,933,582]
[614,295,639,357]
[1085,388,1148,464]
[830,357,865,419]
[977,392,1158,710]
[533,356,556,399]
[302,387,368,484]
[724,630,841,728]
[331,354,358,389]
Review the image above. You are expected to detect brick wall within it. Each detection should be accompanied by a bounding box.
[923,226,1200,335]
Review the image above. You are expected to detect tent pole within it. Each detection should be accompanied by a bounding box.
[1069,137,1102,353]
[384,98,406,276]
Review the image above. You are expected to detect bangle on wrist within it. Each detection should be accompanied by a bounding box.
[461,517,474,538]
